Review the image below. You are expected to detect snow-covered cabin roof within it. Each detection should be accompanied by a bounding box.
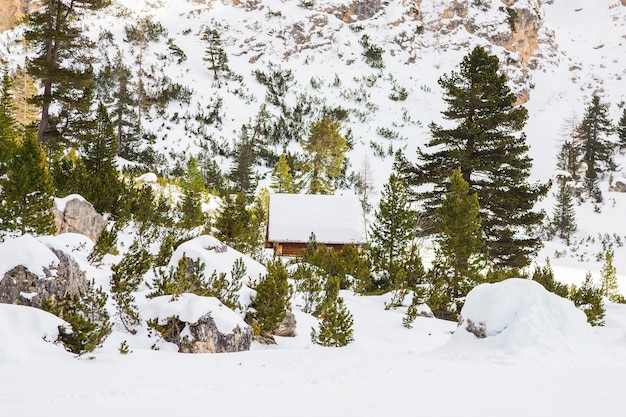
[267,194,367,245]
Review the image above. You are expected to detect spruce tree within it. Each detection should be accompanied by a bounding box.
[301,118,349,194]
[311,276,354,347]
[248,259,291,339]
[201,27,230,82]
[81,103,123,215]
[271,154,295,193]
[179,156,206,229]
[575,95,615,177]
[432,168,485,300]
[551,183,577,243]
[617,108,626,150]
[25,0,110,146]
[214,191,254,252]
[229,130,257,201]
[110,50,137,156]
[0,132,56,235]
[570,272,605,326]
[0,70,19,174]
[403,46,547,268]
[556,139,583,182]
[600,251,620,302]
[369,173,416,292]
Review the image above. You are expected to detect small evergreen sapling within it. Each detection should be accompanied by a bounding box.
[569,272,605,326]
[599,251,620,302]
[311,276,354,347]
[248,259,291,339]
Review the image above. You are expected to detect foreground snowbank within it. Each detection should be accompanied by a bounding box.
[0,304,68,363]
[443,278,591,358]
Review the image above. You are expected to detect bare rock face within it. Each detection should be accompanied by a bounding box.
[0,0,34,32]
[327,0,383,23]
[0,248,87,308]
[459,316,487,339]
[160,314,253,353]
[609,181,626,192]
[53,196,107,243]
[272,310,297,337]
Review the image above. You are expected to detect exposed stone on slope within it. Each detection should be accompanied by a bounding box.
[272,310,297,337]
[53,196,107,243]
[0,248,87,309]
[326,0,383,23]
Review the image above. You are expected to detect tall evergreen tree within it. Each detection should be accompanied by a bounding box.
[214,191,254,251]
[229,129,257,200]
[300,118,349,195]
[369,173,416,292]
[556,139,583,182]
[270,154,295,193]
[401,46,547,268]
[617,108,626,150]
[201,27,230,82]
[179,156,206,229]
[433,168,485,294]
[110,50,137,156]
[575,95,615,178]
[81,103,122,215]
[25,0,110,146]
[550,183,577,243]
[600,251,620,302]
[0,132,56,235]
[0,70,19,173]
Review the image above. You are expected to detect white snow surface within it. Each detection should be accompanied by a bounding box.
[0,304,68,363]
[140,293,247,334]
[267,193,367,244]
[451,278,590,353]
[53,194,87,213]
[0,234,59,279]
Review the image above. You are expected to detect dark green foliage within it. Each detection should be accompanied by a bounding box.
[110,240,153,333]
[550,183,577,243]
[81,103,123,215]
[248,259,291,337]
[88,225,118,264]
[369,174,417,292]
[433,168,485,289]
[0,133,56,235]
[532,258,569,299]
[617,108,626,149]
[291,263,324,314]
[402,287,428,329]
[25,0,111,146]
[556,140,583,182]
[0,71,19,173]
[178,156,206,229]
[197,151,226,195]
[576,95,615,178]
[44,279,112,356]
[359,35,384,69]
[48,148,86,198]
[229,132,257,200]
[402,46,548,268]
[311,276,354,347]
[214,191,263,254]
[202,27,230,82]
[583,165,603,203]
[569,272,605,326]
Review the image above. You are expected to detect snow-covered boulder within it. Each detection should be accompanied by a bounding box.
[53,194,107,242]
[0,304,68,363]
[455,278,590,349]
[0,235,87,308]
[272,311,297,337]
[140,294,252,353]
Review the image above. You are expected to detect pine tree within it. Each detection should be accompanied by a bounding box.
[81,103,123,215]
[110,50,137,156]
[301,118,349,194]
[532,258,569,299]
[11,66,39,127]
[576,95,615,177]
[617,108,626,150]
[0,132,56,235]
[583,164,603,204]
[433,168,485,299]
[551,183,577,243]
[214,191,253,251]
[403,46,548,268]
[229,129,257,201]
[311,276,354,347]
[556,139,583,182]
[179,156,206,229]
[25,0,110,146]
[600,251,620,302]
[201,27,230,82]
[0,70,19,174]
[369,173,416,292]
[270,154,295,193]
[249,259,291,339]
[570,272,605,326]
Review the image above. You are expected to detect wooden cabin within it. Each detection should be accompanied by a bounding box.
[265,194,367,256]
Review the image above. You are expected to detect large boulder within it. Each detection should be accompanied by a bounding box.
[53,195,107,243]
[272,310,297,337]
[0,235,87,308]
[141,294,253,353]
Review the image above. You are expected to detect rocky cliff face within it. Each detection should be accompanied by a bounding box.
[0,0,36,32]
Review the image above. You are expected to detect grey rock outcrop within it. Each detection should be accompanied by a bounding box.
[609,181,626,192]
[272,310,297,337]
[53,196,107,242]
[0,248,88,308]
[159,314,253,353]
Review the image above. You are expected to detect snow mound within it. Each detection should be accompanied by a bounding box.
[0,234,59,279]
[140,293,246,334]
[447,278,590,355]
[168,235,266,306]
[0,304,68,363]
